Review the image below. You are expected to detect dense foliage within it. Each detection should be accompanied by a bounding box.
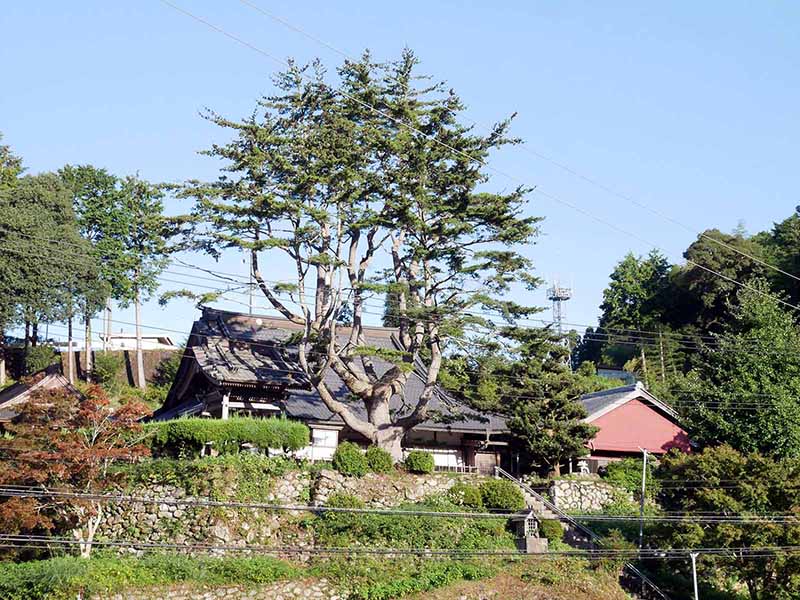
[678,283,800,458]
[447,482,484,509]
[539,519,565,544]
[180,51,540,458]
[117,454,297,501]
[479,479,526,511]
[0,386,150,558]
[307,496,516,551]
[0,137,171,389]
[574,210,800,391]
[145,417,309,458]
[0,553,299,600]
[654,445,800,600]
[404,450,435,474]
[365,445,394,473]
[602,458,660,499]
[442,327,615,475]
[332,441,369,477]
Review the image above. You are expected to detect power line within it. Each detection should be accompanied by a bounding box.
[1,532,798,560]
[5,226,793,363]
[0,227,730,347]
[234,0,800,291]
[1,238,784,363]
[157,0,800,320]
[25,318,800,410]
[4,486,800,525]
[0,486,512,519]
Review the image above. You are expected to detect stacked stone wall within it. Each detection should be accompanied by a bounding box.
[548,478,625,512]
[312,469,486,507]
[101,578,344,600]
[99,468,484,552]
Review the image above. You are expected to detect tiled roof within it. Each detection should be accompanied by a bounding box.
[0,365,82,422]
[579,382,678,421]
[164,307,507,433]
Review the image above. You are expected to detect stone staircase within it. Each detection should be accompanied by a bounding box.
[495,467,671,600]
[521,489,559,520]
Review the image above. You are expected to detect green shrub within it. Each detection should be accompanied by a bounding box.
[152,351,183,387]
[404,450,434,474]
[116,454,294,501]
[595,529,635,574]
[602,458,660,499]
[332,441,368,477]
[144,417,309,458]
[0,554,299,600]
[539,519,564,543]
[365,445,394,473]
[479,479,525,511]
[24,345,57,374]
[326,492,366,509]
[307,496,516,552]
[92,352,125,388]
[447,482,483,509]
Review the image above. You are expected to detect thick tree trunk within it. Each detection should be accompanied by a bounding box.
[84,315,92,383]
[24,320,30,350]
[375,426,405,462]
[67,315,75,384]
[31,322,38,347]
[134,289,146,390]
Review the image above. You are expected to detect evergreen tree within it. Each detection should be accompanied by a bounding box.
[441,327,615,475]
[0,173,96,382]
[681,280,800,458]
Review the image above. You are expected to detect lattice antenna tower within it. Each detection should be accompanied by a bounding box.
[547,279,573,337]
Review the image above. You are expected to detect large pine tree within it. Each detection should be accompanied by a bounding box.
[182,51,540,458]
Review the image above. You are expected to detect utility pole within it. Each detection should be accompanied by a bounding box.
[690,552,700,600]
[248,252,254,315]
[638,448,648,550]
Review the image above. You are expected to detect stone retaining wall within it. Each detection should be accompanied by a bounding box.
[312,469,484,507]
[100,578,344,600]
[548,478,622,512]
[98,468,482,552]
[99,471,312,550]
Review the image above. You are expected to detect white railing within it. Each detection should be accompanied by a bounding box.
[433,464,479,474]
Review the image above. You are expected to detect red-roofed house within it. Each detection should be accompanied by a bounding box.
[578,382,690,471]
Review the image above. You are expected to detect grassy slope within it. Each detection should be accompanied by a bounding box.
[402,561,630,600]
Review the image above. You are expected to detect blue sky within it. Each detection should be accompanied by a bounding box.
[2,1,798,343]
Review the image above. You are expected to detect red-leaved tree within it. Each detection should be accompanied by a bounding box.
[0,384,150,558]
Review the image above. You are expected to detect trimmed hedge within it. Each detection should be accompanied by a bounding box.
[479,479,525,511]
[332,441,369,477]
[0,554,298,600]
[447,482,483,509]
[365,446,394,473]
[144,417,309,458]
[404,450,435,474]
